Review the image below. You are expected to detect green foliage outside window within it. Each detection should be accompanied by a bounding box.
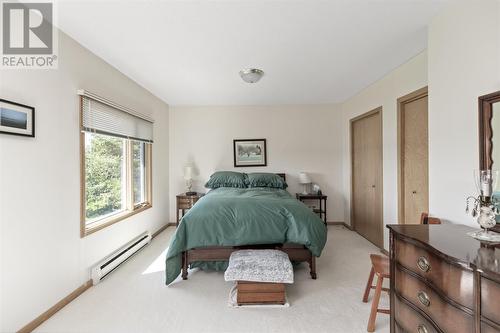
[85,134,124,220]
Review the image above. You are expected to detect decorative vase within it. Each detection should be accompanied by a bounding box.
[477,206,497,230]
[466,170,500,242]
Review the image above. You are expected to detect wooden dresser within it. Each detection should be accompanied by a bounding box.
[388,224,500,333]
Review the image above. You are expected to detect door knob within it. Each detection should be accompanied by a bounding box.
[371,185,375,188]
[412,190,417,194]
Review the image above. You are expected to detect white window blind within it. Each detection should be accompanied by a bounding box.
[79,90,154,143]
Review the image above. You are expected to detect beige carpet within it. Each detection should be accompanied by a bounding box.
[35,226,390,333]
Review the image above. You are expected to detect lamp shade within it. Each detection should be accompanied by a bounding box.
[298,172,311,184]
[184,165,194,180]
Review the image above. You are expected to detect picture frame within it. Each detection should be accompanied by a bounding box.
[0,99,35,137]
[233,139,267,167]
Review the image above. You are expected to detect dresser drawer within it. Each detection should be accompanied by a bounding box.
[395,265,474,333]
[394,294,439,333]
[394,321,405,333]
[482,276,500,326]
[481,321,500,333]
[395,238,474,308]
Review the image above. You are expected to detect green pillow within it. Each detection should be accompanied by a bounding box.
[205,171,248,189]
[247,173,288,189]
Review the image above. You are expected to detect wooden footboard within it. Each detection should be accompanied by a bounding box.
[181,243,317,280]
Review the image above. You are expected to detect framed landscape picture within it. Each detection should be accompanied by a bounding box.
[0,99,35,137]
[233,139,267,167]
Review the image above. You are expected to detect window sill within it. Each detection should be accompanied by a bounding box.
[81,204,152,237]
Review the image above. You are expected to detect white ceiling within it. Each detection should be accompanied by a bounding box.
[57,0,448,106]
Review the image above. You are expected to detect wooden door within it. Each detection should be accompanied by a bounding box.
[398,88,429,225]
[351,108,383,248]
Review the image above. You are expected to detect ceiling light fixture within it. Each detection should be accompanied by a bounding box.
[239,68,264,83]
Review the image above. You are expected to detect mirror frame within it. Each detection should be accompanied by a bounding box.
[479,90,500,170]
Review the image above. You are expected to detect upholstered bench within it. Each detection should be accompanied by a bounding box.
[224,249,294,305]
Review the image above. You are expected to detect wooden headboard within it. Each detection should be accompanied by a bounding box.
[276,173,286,181]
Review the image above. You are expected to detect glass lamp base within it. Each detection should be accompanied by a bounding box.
[467,230,500,243]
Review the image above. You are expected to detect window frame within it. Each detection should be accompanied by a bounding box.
[80,100,153,238]
[132,140,149,208]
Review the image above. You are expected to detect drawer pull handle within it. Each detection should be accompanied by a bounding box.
[417,291,431,307]
[417,256,430,272]
[417,324,429,333]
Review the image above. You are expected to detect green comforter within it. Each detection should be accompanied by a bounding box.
[165,187,327,285]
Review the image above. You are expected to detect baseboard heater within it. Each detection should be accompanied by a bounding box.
[91,231,151,285]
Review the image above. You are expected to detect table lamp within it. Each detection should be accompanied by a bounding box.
[299,172,312,195]
[184,165,196,196]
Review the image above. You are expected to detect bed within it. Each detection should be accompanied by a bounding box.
[165,173,328,285]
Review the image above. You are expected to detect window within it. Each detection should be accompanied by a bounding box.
[85,133,126,222]
[132,140,147,206]
[80,91,153,236]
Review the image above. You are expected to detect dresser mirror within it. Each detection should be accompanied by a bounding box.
[479,90,500,232]
[479,90,500,169]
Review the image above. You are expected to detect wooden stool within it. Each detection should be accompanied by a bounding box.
[420,212,442,225]
[363,254,390,332]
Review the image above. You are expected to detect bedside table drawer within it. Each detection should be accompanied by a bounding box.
[176,193,204,226]
[177,197,201,207]
[177,203,191,210]
[177,198,194,208]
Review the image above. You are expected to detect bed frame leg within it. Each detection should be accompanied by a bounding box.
[182,251,188,280]
[310,256,317,279]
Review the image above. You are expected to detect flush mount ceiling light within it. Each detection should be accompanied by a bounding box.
[239,68,264,83]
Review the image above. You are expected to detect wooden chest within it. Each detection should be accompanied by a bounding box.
[236,281,286,305]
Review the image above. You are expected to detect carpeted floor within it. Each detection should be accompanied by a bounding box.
[35,226,390,333]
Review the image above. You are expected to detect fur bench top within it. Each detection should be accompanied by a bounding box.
[224,250,294,284]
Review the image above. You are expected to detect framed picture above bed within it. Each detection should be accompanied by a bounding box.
[233,138,267,167]
[0,99,35,137]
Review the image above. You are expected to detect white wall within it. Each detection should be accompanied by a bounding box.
[339,0,500,248]
[0,31,170,332]
[341,51,428,249]
[428,0,500,226]
[168,105,344,223]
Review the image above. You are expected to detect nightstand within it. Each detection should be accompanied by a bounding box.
[296,193,327,224]
[176,192,204,226]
